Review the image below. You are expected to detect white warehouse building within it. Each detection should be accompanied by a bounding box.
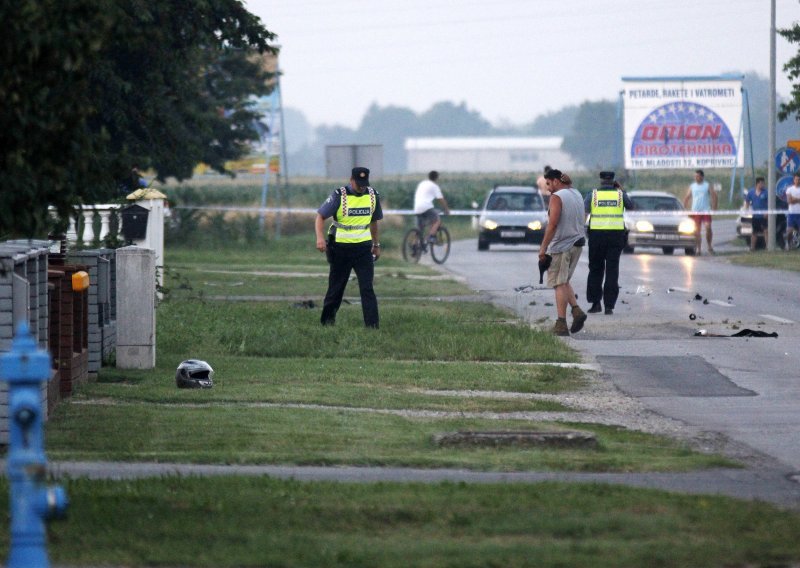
[404,136,578,174]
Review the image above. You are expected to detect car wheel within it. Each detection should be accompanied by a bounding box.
[662,247,674,255]
[685,247,696,256]
[622,245,634,254]
[478,238,489,251]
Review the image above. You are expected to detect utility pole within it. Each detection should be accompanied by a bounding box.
[767,0,777,250]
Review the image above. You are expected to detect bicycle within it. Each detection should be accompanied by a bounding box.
[402,214,451,264]
[788,231,800,250]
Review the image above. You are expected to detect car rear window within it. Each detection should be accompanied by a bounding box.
[487,192,543,211]
[631,196,682,211]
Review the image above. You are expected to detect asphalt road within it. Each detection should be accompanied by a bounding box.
[436,219,800,475]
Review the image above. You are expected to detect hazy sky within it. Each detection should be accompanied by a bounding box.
[245,0,798,128]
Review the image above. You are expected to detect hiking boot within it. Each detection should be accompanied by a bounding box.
[570,306,587,333]
[587,302,602,314]
[552,318,569,336]
[604,307,614,315]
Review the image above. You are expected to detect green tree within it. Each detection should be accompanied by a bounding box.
[357,104,420,173]
[417,101,492,136]
[561,100,618,170]
[1,0,276,237]
[779,20,800,122]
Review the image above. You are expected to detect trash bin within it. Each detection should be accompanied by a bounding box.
[120,204,149,240]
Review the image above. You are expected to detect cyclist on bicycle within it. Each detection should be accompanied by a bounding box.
[413,170,450,247]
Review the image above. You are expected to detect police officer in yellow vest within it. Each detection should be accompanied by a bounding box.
[584,171,634,315]
[315,167,383,328]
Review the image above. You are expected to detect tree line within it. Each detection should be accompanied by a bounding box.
[284,71,799,178]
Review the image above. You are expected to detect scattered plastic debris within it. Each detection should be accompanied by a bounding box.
[694,293,703,300]
[702,298,709,305]
[694,328,778,338]
[635,285,653,295]
[292,300,316,309]
[689,313,697,320]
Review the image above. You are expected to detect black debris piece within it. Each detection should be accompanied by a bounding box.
[731,329,778,338]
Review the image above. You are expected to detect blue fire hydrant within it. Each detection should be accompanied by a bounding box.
[0,323,68,568]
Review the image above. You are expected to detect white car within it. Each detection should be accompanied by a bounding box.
[477,186,547,251]
[624,190,696,255]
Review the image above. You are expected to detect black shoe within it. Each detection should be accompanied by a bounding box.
[604,307,613,315]
[588,302,602,314]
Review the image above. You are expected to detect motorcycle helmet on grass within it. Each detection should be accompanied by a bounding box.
[176,359,214,388]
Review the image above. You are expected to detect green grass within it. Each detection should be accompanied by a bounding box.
[166,264,475,298]
[155,300,577,362]
[726,250,800,271]
[18,477,800,567]
[48,402,729,471]
[46,242,734,472]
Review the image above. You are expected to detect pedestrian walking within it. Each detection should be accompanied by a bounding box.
[315,167,383,328]
[585,171,634,315]
[683,169,718,255]
[538,168,587,336]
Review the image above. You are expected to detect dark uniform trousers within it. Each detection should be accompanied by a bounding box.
[321,243,379,328]
[586,230,626,310]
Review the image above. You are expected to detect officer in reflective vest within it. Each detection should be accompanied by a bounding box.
[315,167,383,328]
[584,171,634,315]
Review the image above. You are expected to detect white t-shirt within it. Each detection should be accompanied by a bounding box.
[787,184,800,214]
[413,180,443,214]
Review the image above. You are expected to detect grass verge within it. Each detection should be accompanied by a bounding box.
[16,477,800,568]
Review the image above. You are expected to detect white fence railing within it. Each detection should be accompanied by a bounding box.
[61,204,122,245]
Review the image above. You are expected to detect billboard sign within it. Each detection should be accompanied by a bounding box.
[622,77,744,170]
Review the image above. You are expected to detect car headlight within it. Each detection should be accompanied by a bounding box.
[482,219,498,230]
[678,219,696,234]
[635,220,654,232]
[527,220,542,231]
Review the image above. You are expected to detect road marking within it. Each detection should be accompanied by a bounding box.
[759,314,796,324]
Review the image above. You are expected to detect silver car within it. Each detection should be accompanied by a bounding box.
[477,186,547,251]
[624,190,696,255]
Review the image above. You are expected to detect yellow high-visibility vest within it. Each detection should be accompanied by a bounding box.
[332,187,375,243]
[589,189,625,230]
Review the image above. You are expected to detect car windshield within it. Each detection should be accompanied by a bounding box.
[631,196,682,212]
[487,192,543,212]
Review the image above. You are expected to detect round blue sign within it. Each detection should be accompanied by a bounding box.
[776,175,794,202]
[775,147,800,175]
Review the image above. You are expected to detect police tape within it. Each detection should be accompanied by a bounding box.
[172,205,784,217]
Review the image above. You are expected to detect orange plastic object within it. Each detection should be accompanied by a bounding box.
[72,271,90,292]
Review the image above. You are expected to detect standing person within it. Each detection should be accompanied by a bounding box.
[786,172,800,250]
[683,169,718,255]
[584,171,634,316]
[413,170,450,246]
[315,167,383,328]
[745,177,768,251]
[538,169,587,336]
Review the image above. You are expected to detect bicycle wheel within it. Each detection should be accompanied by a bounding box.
[430,226,451,264]
[402,228,423,263]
